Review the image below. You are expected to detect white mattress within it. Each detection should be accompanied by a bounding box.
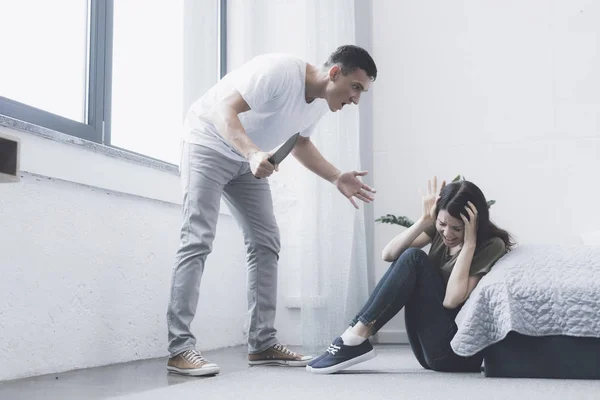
[451,244,600,357]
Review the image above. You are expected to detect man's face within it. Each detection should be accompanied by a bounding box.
[325,66,371,112]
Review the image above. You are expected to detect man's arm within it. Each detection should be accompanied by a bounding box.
[206,90,274,178]
[208,90,256,158]
[291,135,341,183]
[292,135,375,208]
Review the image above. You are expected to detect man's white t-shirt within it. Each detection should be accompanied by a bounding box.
[183,53,330,162]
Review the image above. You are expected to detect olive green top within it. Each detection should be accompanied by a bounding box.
[424,224,506,284]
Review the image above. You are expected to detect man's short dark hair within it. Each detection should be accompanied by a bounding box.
[325,45,377,81]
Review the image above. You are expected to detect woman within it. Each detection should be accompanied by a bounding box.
[308,177,514,374]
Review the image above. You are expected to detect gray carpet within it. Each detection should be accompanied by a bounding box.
[109,346,600,400]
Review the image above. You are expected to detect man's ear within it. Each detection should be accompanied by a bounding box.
[329,65,341,81]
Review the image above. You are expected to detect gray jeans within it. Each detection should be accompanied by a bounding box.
[167,142,281,356]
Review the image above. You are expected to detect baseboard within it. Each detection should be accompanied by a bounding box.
[372,329,409,344]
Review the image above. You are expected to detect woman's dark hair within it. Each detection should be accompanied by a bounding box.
[436,180,515,251]
[325,45,377,81]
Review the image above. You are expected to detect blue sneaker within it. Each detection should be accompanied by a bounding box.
[305,350,329,371]
[307,337,376,374]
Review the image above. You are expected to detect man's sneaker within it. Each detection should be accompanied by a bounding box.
[248,343,312,366]
[167,349,220,376]
[308,337,376,374]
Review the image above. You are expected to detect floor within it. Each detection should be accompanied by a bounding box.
[0,344,254,400]
[2,344,599,400]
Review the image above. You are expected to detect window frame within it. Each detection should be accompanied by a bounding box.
[0,0,227,165]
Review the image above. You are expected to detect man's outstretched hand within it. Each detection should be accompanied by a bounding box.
[334,171,376,209]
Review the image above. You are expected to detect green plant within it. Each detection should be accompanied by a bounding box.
[375,175,495,228]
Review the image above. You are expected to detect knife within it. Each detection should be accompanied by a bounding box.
[268,132,300,165]
[255,132,300,178]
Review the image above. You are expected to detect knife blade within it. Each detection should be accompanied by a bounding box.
[255,132,300,179]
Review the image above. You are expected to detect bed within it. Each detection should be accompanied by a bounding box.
[450,244,600,379]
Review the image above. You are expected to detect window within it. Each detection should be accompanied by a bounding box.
[0,0,88,123]
[0,0,223,165]
[110,0,185,164]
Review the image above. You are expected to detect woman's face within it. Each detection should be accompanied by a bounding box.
[436,209,465,248]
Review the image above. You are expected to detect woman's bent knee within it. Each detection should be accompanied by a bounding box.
[392,248,428,267]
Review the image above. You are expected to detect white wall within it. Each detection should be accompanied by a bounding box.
[371,0,600,341]
[0,125,250,381]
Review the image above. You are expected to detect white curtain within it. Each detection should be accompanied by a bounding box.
[227,0,369,353]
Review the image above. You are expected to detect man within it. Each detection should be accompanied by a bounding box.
[166,45,377,376]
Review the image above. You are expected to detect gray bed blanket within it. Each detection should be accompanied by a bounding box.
[451,244,600,357]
